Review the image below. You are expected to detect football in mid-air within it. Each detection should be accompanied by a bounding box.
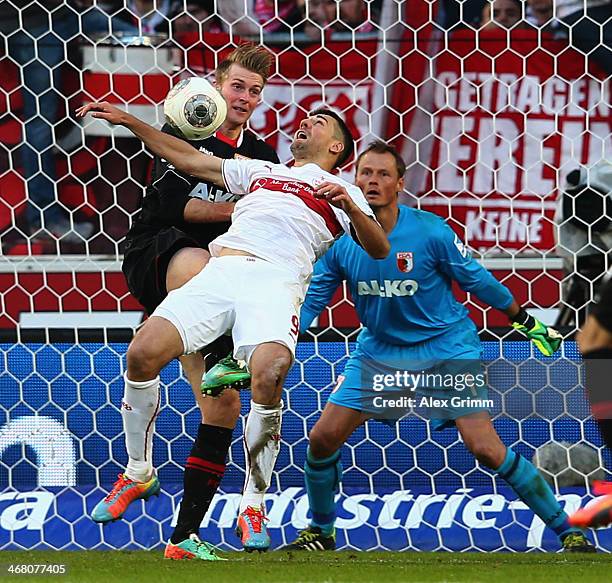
[163,76,227,141]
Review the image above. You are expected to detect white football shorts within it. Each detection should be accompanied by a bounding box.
[152,255,305,364]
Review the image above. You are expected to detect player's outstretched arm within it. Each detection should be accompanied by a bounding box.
[315,181,390,259]
[436,224,561,356]
[76,102,224,188]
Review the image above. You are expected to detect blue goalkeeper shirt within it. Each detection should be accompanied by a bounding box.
[300,205,513,346]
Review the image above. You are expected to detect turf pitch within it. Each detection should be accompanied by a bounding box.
[0,550,610,583]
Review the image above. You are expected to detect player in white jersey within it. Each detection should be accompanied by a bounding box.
[77,100,390,552]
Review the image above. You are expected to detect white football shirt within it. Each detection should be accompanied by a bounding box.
[209,159,376,286]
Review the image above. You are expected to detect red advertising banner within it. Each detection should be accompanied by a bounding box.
[407,29,611,253]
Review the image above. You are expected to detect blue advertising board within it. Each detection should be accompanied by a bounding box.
[0,341,610,552]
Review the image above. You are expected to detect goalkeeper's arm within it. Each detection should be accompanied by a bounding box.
[76,101,224,187]
[505,302,562,356]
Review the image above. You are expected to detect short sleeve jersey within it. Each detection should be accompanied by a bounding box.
[126,126,279,250]
[211,159,376,286]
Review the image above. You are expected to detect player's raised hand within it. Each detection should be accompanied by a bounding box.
[76,101,130,125]
[314,181,358,213]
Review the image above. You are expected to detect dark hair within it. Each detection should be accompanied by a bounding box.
[309,107,354,169]
[216,44,273,85]
[355,140,406,178]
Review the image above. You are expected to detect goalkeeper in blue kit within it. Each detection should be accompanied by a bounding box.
[284,141,594,552]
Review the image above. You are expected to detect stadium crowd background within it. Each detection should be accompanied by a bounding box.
[0,1,608,254]
[0,1,610,332]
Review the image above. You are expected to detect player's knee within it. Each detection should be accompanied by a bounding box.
[308,424,341,459]
[466,440,504,469]
[199,390,241,425]
[126,339,162,381]
[251,351,292,405]
[225,391,242,421]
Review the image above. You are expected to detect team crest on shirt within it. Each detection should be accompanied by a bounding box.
[396,252,413,273]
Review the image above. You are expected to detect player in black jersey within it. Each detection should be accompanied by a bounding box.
[570,276,612,529]
[91,45,279,560]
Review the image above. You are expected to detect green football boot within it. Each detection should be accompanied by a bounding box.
[201,354,251,396]
[164,533,227,561]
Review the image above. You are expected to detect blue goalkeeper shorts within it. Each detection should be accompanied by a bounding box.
[328,319,489,430]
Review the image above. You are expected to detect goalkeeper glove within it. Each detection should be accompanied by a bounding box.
[510,308,562,356]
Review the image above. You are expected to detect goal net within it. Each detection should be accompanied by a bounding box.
[0,0,610,552]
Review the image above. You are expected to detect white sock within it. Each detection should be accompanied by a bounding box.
[121,373,160,482]
[240,400,283,513]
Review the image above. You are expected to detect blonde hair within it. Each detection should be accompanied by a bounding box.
[215,44,273,86]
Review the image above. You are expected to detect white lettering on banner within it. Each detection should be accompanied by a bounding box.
[405,494,447,528]
[465,210,544,244]
[590,122,612,162]
[0,417,77,487]
[522,119,556,195]
[437,489,473,528]
[0,493,53,531]
[541,77,569,115]
[3,489,592,548]
[513,76,541,113]
[434,73,610,117]
[428,70,611,250]
[379,491,414,529]
[472,118,519,195]
[434,116,596,196]
[463,494,505,529]
[291,491,313,529]
[336,494,377,529]
[271,491,583,548]
[434,116,473,194]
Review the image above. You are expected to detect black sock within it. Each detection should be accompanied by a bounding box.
[171,424,233,544]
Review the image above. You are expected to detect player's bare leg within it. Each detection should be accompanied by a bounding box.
[454,411,506,468]
[235,342,292,552]
[456,411,594,552]
[308,402,370,458]
[570,314,612,530]
[167,248,251,394]
[166,247,210,290]
[285,402,369,551]
[168,248,247,396]
[91,317,184,523]
[164,253,242,558]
